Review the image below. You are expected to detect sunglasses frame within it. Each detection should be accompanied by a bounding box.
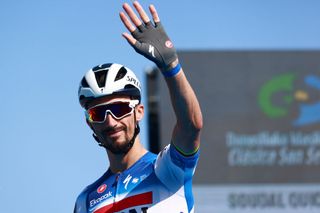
[85,100,139,123]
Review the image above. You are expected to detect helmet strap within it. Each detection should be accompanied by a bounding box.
[92,133,104,147]
[128,110,140,148]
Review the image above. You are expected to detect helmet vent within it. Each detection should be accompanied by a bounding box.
[115,66,127,81]
[124,84,135,89]
[92,63,112,71]
[94,70,108,88]
[81,77,89,87]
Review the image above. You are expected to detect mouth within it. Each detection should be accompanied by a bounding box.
[105,127,124,138]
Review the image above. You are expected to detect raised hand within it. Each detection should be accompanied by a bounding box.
[119,1,178,70]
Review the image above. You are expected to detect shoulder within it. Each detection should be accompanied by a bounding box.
[82,170,112,194]
[142,151,158,162]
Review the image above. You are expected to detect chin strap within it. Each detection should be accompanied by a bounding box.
[128,109,140,149]
[128,124,140,148]
[92,133,103,147]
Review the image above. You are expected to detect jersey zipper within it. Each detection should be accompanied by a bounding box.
[113,174,120,211]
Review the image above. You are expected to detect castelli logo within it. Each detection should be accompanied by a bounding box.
[97,184,107,194]
[165,40,173,48]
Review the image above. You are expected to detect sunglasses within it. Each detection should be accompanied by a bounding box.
[85,100,139,123]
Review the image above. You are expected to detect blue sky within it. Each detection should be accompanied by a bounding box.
[1,0,320,212]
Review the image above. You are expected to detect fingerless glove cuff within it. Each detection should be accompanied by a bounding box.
[162,63,181,78]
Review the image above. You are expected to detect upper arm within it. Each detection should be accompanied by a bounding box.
[171,122,201,156]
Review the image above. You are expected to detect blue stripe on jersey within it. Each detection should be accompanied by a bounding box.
[170,145,200,212]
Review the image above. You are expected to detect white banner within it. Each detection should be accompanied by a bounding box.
[194,184,320,213]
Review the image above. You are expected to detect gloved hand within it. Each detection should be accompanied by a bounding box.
[120,2,178,70]
[131,21,178,69]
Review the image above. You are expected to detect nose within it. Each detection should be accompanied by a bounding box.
[104,112,118,126]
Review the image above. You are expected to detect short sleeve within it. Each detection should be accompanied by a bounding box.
[154,144,199,190]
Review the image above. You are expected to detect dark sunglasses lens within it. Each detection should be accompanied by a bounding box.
[108,102,132,118]
[88,105,107,122]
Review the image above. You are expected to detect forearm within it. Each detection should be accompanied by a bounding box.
[163,61,203,154]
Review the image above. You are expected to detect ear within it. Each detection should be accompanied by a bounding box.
[135,104,144,122]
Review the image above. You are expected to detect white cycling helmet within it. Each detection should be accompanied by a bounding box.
[78,63,141,108]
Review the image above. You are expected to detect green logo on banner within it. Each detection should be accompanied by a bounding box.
[258,73,320,126]
[258,73,296,118]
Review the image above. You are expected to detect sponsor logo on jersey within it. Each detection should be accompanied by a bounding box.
[90,191,112,207]
[140,174,147,181]
[122,174,140,190]
[132,177,139,184]
[97,184,107,194]
[123,174,132,190]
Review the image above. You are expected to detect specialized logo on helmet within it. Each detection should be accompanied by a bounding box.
[258,73,320,126]
[97,184,107,194]
[127,76,141,89]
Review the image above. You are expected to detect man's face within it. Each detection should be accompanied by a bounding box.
[85,95,144,154]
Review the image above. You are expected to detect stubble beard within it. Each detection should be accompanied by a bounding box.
[98,127,133,154]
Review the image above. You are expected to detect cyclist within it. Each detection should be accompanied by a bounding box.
[74,1,202,212]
